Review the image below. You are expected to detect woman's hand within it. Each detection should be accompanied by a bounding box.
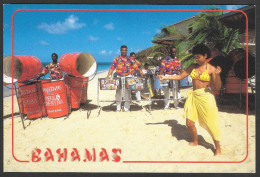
[215,66,222,75]
[157,75,165,80]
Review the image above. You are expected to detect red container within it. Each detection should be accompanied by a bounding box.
[59,53,97,78]
[17,81,47,119]
[224,72,247,94]
[3,56,42,84]
[81,77,89,103]
[64,75,84,109]
[41,80,70,118]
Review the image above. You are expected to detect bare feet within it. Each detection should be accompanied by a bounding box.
[214,149,221,156]
[189,141,198,146]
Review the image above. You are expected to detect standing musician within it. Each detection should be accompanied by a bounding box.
[159,46,182,110]
[106,45,143,112]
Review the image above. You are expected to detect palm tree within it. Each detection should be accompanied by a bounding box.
[187,11,242,54]
[149,25,186,66]
[148,10,243,70]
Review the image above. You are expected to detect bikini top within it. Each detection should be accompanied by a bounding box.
[190,64,210,82]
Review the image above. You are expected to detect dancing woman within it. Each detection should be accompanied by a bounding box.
[157,44,222,155]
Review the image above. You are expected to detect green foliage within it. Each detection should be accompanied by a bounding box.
[188,11,242,53]
[149,10,243,70]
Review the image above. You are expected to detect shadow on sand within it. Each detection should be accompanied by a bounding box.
[146,119,215,153]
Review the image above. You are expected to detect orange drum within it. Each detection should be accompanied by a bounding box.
[41,79,70,118]
[59,53,97,78]
[64,75,84,109]
[224,72,247,94]
[18,81,46,119]
[3,56,42,84]
[80,77,89,103]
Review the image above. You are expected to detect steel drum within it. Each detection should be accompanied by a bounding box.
[125,77,145,90]
[154,77,169,89]
[99,78,120,90]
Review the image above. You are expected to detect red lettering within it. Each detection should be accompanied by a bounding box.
[44,148,54,162]
[111,148,121,162]
[84,148,96,162]
[32,148,41,162]
[56,148,67,162]
[99,148,109,162]
[71,148,80,161]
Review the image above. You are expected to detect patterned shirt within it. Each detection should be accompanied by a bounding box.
[160,56,182,75]
[42,62,63,80]
[110,55,138,76]
[130,57,141,75]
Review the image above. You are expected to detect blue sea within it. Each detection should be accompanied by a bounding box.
[3,62,111,97]
[41,61,111,78]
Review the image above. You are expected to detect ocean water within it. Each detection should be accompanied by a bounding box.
[41,61,111,78]
[3,61,111,97]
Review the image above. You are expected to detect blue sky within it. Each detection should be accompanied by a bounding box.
[3,4,246,63]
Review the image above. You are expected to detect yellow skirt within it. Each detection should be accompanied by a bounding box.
[183,87,221,141]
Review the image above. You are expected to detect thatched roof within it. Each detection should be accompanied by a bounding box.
[135,47,153,63]
[152,34,185,45]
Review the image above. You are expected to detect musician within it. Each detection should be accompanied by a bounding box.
[159,46,182,110]
[106,45,143,112]
[130,52,142,102]
[37,53,63,80]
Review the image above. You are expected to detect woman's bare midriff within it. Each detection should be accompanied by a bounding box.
[192,79,210,90]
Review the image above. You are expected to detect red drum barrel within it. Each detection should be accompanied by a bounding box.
[80,77,89,103]
[17,81,46,119]
[227,48,255,80]
[3,56,42,85]
[64,75,84,109]
[59,53,97,78]
[41,79,70,118]
[224,71,247,94]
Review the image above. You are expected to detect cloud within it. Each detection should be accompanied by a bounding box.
[103,23,114,30]
[99,50,106,55]
[39,40,50,45]
[117,37,123,41]
[37,15,86,34]
[109,50,113,55]
[93,19,98,25]
[115,49,120,55]
[135,48,142,53]
[142,31,151,35]
[89,35,99,41]
[225,5,246,10]
[156,29,161,33]
[4,23,9,28]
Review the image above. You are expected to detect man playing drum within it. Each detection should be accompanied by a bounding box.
[106,45,143,112]
[130,52,142,102]
[37,53,63,80]
[159,46,182,110]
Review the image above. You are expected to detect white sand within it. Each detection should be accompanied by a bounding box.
[3,71,255,172]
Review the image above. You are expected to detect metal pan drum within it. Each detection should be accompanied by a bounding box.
[99,78,120,90]
[154,77,169,89]
[126,77,145,90]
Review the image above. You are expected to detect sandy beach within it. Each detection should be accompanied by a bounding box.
[3,70,255,172]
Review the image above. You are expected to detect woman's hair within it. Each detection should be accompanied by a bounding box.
[191,43,211,59]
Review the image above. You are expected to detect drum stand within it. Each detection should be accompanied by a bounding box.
[97,77,153,117]
[14,80,45,129]
[14,83,26,129]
